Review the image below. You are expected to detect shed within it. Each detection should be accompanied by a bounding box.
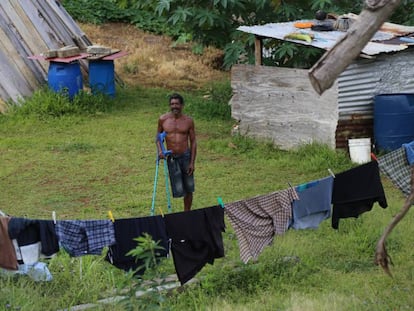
[233,16,414,150]
[0,0,93,112]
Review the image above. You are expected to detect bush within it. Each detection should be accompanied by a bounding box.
[61,0,133,24]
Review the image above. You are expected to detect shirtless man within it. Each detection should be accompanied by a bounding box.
[156,93,197,211]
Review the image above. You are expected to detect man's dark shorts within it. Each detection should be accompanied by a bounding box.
[167,150,195,198]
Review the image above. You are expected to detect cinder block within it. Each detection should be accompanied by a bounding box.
[57,46,80,58]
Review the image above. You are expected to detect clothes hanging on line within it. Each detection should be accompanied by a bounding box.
[8,218,59,264]
[105,215,169,275]
[403,141,414,166]
[225,187,298,264]
[165,205,225,285]
[0,217,18,270]
[331,161,387,229]
[55,220,115,257]
[378,147,412,196]
[290,176,334,230]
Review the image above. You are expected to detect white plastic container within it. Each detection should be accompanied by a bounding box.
[348,138,371,164]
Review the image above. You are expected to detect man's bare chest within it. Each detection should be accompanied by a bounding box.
[163,118,189,134]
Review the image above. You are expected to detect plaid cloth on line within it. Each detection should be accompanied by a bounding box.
[225,187,298,264]
[55,220,115,257]
[378,147,411,196]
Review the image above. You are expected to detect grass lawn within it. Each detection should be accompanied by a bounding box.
[0,85,413,311]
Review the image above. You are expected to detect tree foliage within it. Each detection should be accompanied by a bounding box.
[62,0,414,70]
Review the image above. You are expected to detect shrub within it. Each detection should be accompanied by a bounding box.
[7,88,114,119]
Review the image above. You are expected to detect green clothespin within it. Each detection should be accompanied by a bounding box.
[217,197,224,208]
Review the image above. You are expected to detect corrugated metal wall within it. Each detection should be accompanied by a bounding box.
[0,0,91,109]
[336,50,414,149]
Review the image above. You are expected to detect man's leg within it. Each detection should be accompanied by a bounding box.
[184,192,193,211]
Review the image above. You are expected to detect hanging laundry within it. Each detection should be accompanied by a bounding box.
[55,220,115,257]
[0,217,18,270]
[403,141,414,165]
[290,176,334,230]
[225,187,298,264]
[105,215,169,275]
[331,161,387,229]
[378,147,411,196]
[8,218,59,264]
[165,205,225,285]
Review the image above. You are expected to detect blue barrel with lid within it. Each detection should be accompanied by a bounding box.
[374,93,414,151]
[89,60,115,97]
[47,61,83,99]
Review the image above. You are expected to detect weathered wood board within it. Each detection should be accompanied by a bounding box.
[231,64,338,150]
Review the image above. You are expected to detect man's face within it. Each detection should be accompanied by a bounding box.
[170,99,182,115]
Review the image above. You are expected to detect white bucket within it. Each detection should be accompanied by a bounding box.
[348,138,371,164]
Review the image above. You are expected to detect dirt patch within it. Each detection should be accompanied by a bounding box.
[80,23,229,90]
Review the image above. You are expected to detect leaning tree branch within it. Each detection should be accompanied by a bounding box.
[375,166,414,277]
[308,0,401,95]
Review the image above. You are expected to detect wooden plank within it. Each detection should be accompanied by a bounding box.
[0,7,41,91]
[0,48,34,103]
[87,49,125,61]
[47,0,88,39]
[1,1,48,56]
[0,98,7,114]
[35,0,75,46]
[255,36,262,66]
[17,0,61,49]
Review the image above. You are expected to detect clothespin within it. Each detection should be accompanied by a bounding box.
[217,197,225,208]
[108,210,115,223]
[371,152,378,161]
[52,211,56,225]
[158,207,165,217]
[328,168,335,178]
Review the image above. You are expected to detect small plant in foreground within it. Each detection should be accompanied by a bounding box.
[120,233,170,311]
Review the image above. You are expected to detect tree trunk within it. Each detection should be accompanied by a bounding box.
[375,166,414,276]
[308,0,401,95]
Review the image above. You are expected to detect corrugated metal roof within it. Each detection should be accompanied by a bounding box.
[238,19,414,56]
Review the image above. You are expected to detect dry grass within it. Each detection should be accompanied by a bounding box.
[80,23,229,90]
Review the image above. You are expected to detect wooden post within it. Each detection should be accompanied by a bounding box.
[308,0,401,95]
[255,36,262,66]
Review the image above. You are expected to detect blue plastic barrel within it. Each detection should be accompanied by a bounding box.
[89,60,115,97]
[48,61,83,99]
[374,93,414,151]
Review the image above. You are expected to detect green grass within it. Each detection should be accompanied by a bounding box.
[1,85,413,310]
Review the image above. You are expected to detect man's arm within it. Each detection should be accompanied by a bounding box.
[188,118,197,175]
[156,117,164,159]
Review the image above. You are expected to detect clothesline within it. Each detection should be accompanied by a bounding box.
[1,143,412,284]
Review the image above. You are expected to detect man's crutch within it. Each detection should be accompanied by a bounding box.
[150,132,172,216]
